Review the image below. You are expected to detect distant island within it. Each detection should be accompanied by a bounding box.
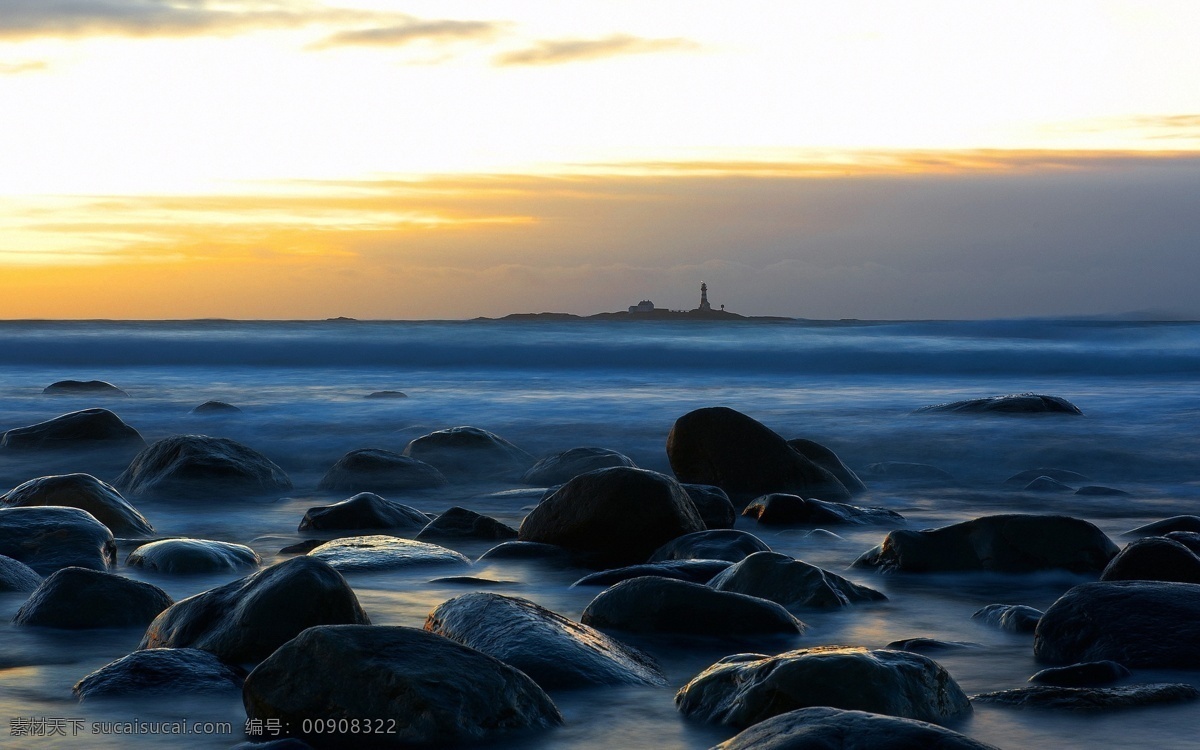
[478,283,792,323]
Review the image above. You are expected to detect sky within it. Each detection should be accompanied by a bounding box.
[1,0,1198,319]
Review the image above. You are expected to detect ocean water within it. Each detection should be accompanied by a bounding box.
[0,318,1198,749]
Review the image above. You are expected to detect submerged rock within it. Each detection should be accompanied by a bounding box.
[709,552,886,609]
[1,408,145,452]
[476,541,577,564]
[972,683,1200,709]
[307,535,470,572]
[862,461,954,483]
[74,648,244,700]
[886,638,983,654]
[1124,515,1200,537]
[786,438,868,495]
[0,554,42,592]
[681,484,737,529]
[403,426,534,481]
[913,393,1083,415]
[1004,468,1091,486]
[116,435,292,499]
[316,449,446,493]
[1100,536,1200,584]
[365,390,407,399]
[571,559,732,587]
[713,707,999,750]
[1,473,153,536]
[743,493,903,526]
[14,567,172,629]
[522,447,637,485]
[298,492,430,532]
[1024,476,1075,493]
[43,380,127,396]
[127,539,261,575]
[1075,485,1130,496]
[415,506,518,542]
[189,400,242,415]
[647,529,771,563]
[972,604,1042,633]
[1029,660,1130,687]
[0,506,116,574]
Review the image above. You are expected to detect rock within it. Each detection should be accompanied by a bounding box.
[862,461,954,483]
[189,400,241,415]
[1076,485,1129,496]
[648,529,771,563]
[430,576,521,587]
[0,554,42,592]
[1024,476,1074,493]
[242,625,562,745]
[316,448,446,493]
[476,541,577,564]
[1165,531,1200,554]
[1005,468,1092,486]
[139,556,370,663]
[1033,580,1200,668]
[743,493,903,526]
[681,484,737,529]
[805,528,846,541]
[571,559,732,587]
[581,576,804,635]
[403,426,534,480]
[676,647,972,728]
[1,473,153,536]
[518,467,705,567]
[298,492,430,532]
[972,683,1200,709]
[1,408,145,452]
[886,638,983,654]
[14,567,172,629]
[713,707,999,750]
[416,506,518,542]
[1100,536,1200,584]
[73,648,244,700]
[786,438,868,495]
[425,593,665,688]
[278,539,324,555]
[307,535,470,572]
[365,390,407,399]
[521,447,637,485]
[666,407,851,503]
[913,393,1083,415]
[972,604,1042,633]
[116,435,292,499]
[1124,515,1200,537]
[127,539,261,574]
[1029,660,1130,687]
[0,506,116,574]
[43,380,127,396]
[709,552,886,609]
[854,514,1119,574]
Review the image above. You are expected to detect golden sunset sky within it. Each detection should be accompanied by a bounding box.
[2,1,1199,318]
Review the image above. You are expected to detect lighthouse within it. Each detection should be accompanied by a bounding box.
[698,282,712,312]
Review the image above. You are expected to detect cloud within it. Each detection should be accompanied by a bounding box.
[308,18,505,51]
[0,60,47,74]
[493,34,701,67]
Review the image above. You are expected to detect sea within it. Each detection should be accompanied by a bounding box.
[0,318,1198,749]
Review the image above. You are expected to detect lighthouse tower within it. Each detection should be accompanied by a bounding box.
[699,282,712,312]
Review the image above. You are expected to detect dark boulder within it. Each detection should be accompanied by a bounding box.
[365,390,407,399]
[743,493,903,526]
[709,552,886,609]
[713,707,999,750]
[571,559,731,587]
[307,535,470,572]
[862,462,954,483]
[43,380,127,396]
[522,447,636,485]
[972,604,1042,633]
[854,514,1119,574]
[242,625,562,745]
[298,492,430,532]
[1075,485,1130,496]
[316,448,446,493]
[1100,536,1200,584]
[278,539,324,555]
[786,438,868,495]
[648,529,770,563]
[972,683,1199,709]
[681,484,737,529]
[74,648,244,700]
[676,647,972,728]
[0,506,116,574]
[1124,515,1200,537]
[1024,476,1074,493]
[0,554,41,592]
[1029,660,1130,687]
[127,538,261,574]
[189,400,241,415]
[1,408,145,452]
[913,393,1083,415]
[666,407,851,503]
[1004,468,1091,486]
[14,567,172,629]
[1,473,153,536]
[581,576,804,636]
[139,556,370,663]
[415,506,517,542]
[425,593,665,688]
[116,435,292,499]
[518,467,705,567]
[403,426,534,480]
[886,638,983,654]
[1165,531,1200,554]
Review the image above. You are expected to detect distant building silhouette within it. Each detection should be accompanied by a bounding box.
[628,300,655,313]
[698,282,712,312]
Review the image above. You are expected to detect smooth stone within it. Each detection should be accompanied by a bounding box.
[666,406,851,503]
[786,438,868,495]
[1124,515,1200,537]
[913,393,1083,415]
[972,604,1043,633]
[1029,660,1131,687]
[1,408,145,452]
[0,554,42,592]
[14,567,172,629]
[1075,485,1130,496]
[242,625,562,745]
[278,539,324,555]
[307,535,470,572]
[116,435,292,499]
[522,447,637,485]
[886,638,983,653]
[681,484,737,529]
[189,400,242,415]
[1164,531,1200,554]
[647,529,770,563]
[0,506,116,574]
[1005,468,1091,486]
[854,514,1119,574]
[364,390,407,399]
[805,528,846,541]
[1,473,153,536]
[403,426,534,480]
[415,506,518,542]
[571,559,732,587]
[299,492,429,531]
[862,461,954,482]
[1024,476,1074,493]
[1101,536,1200,584]
[43,380,127,396]
[713,707,1000,750]
[127,538,261,575]
[477,541,578,564]
[709,552,886,609]
[139,556,370,663]
[972,683,1200,709]
[73,648,244,700]
[316,448,446,493]
[743,493,903,526]
[676,647,972,728]
[430,576,521,587]
[581,576,804,635]
[425,593,665,688]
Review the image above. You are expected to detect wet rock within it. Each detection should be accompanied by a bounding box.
[1,408,145,452]
[886,638,983,654]
[307,535,470,572]
[0,554,41,592]
[713,707,999,750]
[364,390,407,399]
[1005,468,1091,486]
[14,567,172,629]
[189,400,241,415]
[73,648,244,700]
[681,484,737,529]
[298,492,430,532]
[854,514,1119,574]
[1124,515,1200,537]
[709,552,886,609]
[477,541,577,564]
[1034,580,1200,668]
[666,407,851,503]
[430,576,521,587]
[403,426,534,481]
[743,493,903,526]
[862,461,954,483]
[1100,536,1200,584]
[1,473,153,536]
[0,506,116,574]
[242,625,562,745]
[278,539,323,555]
[1029,660,1130,687]
[518,467,705,567]
[786,438,868,495]
[1024,476,1074,493]
[522,447,637,485]
[316,448,446,493]
[116,435,292,499]
[972,604,1042,633]
[425,593,666,688]
[805,528,846,542]
[1165,531,1200,554]
[571,559,732,587]
[676,647,972,728]
[139,556,370,663]
[44,380,127,396]
[914,393,1083,415]
[581,576,804,635]
[972,683,1200,709]
[1075,485,1130,496]
[127,539,261,575]
[415,506,518,542]
[647,529,770,563]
